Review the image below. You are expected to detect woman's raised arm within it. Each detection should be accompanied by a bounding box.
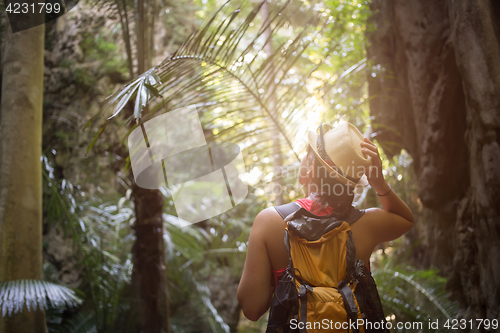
[361,137,414,223]
[359,137,413,244]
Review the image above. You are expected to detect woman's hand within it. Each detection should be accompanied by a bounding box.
[360,137,390,195]
[360,137,414,223]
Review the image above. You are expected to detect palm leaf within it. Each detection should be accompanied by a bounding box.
[0,280,82,317]
[196,282,230,333]
[373,265,460,323]
[387,269,453,320]
[87,0,333,163]
[163,214,233,332]
[42,155,137,330]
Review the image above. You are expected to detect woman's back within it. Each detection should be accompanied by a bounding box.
[237,123,414,322]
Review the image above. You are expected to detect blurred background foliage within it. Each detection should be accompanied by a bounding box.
[0,0,459,332]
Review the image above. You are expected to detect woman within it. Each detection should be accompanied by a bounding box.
[237,122,414,322]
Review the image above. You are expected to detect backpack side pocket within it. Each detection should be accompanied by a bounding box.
[267,270,299,333]
[354,260,389,333]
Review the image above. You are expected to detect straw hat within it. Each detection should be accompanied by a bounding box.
[308,122,371,187]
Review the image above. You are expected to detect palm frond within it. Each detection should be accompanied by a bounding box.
[0,280,82,317]
[386,269,453,320]
[163,214,234,332]
[373,265,460,324]
[42,155,137,331]
[195,282,230,333]
[87,0,332,163]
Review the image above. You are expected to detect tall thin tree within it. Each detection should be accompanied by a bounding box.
[262,0,284,205]
[131,0,169,331]
[0,18,47,333]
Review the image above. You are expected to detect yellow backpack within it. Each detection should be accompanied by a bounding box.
[266,203,389,333]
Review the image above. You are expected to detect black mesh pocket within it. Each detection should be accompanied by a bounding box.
[354,260,389,333]
[266,270,299,333]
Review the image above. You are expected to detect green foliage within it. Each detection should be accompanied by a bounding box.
[164,213,236,333]
[74,66,98,89]
[55,310,97,333]
[59,59,77,69]
[87,0,333,165]
[72,34,128,90]
[43,1,450,332]
[373,257,460,332]
[43,154,233,332]
[43,154,136,331]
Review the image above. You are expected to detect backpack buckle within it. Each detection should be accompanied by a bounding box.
[298,284,313,297]
[298,285,306,297]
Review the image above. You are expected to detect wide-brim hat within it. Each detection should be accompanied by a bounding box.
[308,122,371,187]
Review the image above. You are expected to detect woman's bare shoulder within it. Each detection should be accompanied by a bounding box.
[252,207,285,231]
[257,206,283,218]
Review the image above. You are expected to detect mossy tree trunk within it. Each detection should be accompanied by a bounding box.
[0,22,47,333]
[367,0,500,325]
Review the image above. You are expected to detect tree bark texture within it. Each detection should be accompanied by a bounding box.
[130,0,169,330]
[131,184,168,333]
[135,0,145,74]
[368,0,500,326]
[0,22,47,333]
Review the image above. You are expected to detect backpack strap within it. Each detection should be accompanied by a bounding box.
[340,228,360,333]
[345,208,365,225]
[274,202,301,221]
[298,284,313,333]
[338,280,360,333]
[275,203,301,269]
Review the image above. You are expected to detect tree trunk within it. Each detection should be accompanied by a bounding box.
[367,0,500,327]
[131,183,168,333]
[131,0,169,331]
[117,0,134,78]
[0,21,47,333]
[135,0,146,75]
[262,1,284,205]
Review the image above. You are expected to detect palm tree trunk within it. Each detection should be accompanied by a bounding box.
[148,0,155,69]
[116,0,134,78]
[0,20,47,333]
[131,1,169,331]
[136,0,145,74]
[262,1,284,205]
[131,183,167,333]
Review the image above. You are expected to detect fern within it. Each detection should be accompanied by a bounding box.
[164,214,239,332]
[59,310,98,333]
[373,265,460,329]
